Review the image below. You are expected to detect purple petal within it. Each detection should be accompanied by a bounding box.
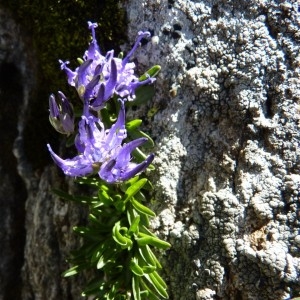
[83,74,100,100]
[131,76,156,90]
[116,137,148,165]
[86,22,100,59]
[47,144,93,176]
[59,91,73,117]
[94,63,104,77]
[104,58,117,101]
[90,83,105,110]
[76,59,93,89]
[104,101,127,149]
[105,50,114,62]
[99,159,117,183]
[99,152,154,183]
[59,60,76,85]
[119,153,154,181]
[74,132,85,153]
[88,21,98,40]
[122,31,151,67]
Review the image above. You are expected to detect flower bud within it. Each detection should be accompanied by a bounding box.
[49,92,74,135]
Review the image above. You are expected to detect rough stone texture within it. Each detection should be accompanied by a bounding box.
[0,7,88,300]
[125,0,300,299]
[0,0,299,300]
[0,8,28,299]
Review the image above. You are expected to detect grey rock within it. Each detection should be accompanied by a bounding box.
[124,0,300,299]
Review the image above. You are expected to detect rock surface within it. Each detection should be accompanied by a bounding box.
[0,1,299,300]
[125,0,300,299]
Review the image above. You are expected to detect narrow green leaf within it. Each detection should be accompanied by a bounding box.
[123,178,148,202]
[96,243,118,269]
[131,198,156,217]
[142,265,156,273]
[140,278,162,300]
[98,189,113,205]
[114,199,126,212]
[72,226,104,241]
[53,188,95,204]
[62,264,86,277]
[137,235,171,249]
[139,65,161,81]
[126,119,143,130]
[128,215,140,234]
[138,245,158,268]
[91,242,106,264]
[144,272,169,299]
[130,258,144,276]
[151,271,167,289]
[132,275,141,300]
[140,225,156,237]
[82,280,106,297]
[112,221,133,249]
[127,205,138,226]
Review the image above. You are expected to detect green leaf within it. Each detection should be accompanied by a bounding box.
[63,264,87,277]
[128,215,140,234]
[98,189,113,205]
[123,178,148,202]
[144,272,169,299]
[142,265,156,274]
[139,65,161,81]
[130,257,144,276]
[138,245,159,268]
[90,242,106,264]
[132,275,141,300]
[127,204,138,225]
[112,221,133,249]
[150,271,167,289]
[82,279,106,297]
[120,175,140,193]
[131,198,156,217]
[73,226,105,241]
[53,188,95,204]
[96,243,118,269]
[126,119,142,131]
[136,234,171,250]
[114,198,126,212]
[140,279,161,300]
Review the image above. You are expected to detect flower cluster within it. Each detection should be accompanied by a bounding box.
[48,22,155,183]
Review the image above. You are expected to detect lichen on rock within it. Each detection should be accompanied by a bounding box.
[124,0,300,299]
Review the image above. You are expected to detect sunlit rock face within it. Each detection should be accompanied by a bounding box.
[124,1,300,299]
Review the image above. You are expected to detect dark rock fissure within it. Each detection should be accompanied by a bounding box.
[0,62,27,300]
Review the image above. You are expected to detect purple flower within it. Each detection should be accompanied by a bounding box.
[47,101,154,183]
[99,138,154,183]
[59,22,155,109]
[49,91,74,135]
